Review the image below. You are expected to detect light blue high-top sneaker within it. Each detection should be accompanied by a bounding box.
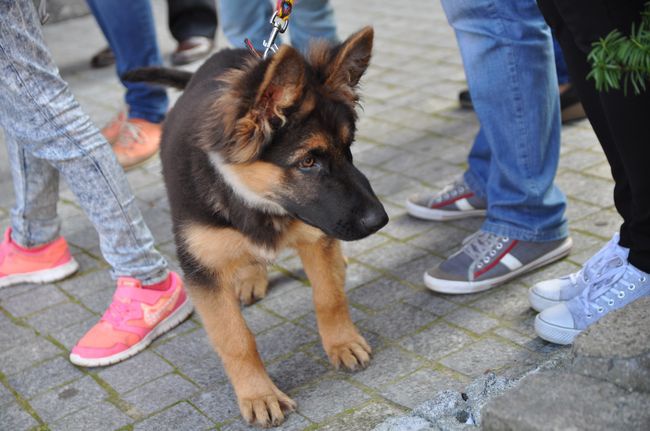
[528,234,629,312]
[535,255,650,345]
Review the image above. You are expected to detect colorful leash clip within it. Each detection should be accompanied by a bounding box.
[262,0,294,59]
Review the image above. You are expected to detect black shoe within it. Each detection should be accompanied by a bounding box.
[90,46,115,69]
[171,36,214,66]
[560,85,587,123]
[458,89,473,110]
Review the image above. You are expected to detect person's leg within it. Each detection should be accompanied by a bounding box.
[441,0,567,242]
[167,0,218,41]
[464,128,490,200]
[218,0,273,50]
[0,0,167,284]
[289,0,338,53]
[86,0,167,123]
[4,133,60,247]
[533,0,650,345]
[552,36,569,86]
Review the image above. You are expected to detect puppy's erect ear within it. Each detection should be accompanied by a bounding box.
[325,26,373,103]
[231,46,306,163]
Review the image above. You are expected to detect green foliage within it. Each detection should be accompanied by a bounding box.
[587,2,650,94]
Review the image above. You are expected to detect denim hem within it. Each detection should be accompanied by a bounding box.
[463,170,487,200]
[115,267,169,285]
[128,109,165,124]
[481,219,569,242]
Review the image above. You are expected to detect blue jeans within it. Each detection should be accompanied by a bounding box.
[86,0,167,123]
[0,0,168,283]
[553,36,569,85]
[219,0,338,54]
[441,0,568,242]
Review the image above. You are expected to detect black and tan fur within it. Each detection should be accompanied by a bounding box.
[125,27,387,427]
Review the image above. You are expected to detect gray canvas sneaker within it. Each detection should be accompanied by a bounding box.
[424,230,573,294]
[528,233,629,312]
[406,177,486,221]
[535,256,650,345]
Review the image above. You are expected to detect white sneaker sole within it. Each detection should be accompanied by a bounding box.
[534,313,581,345]
[69,299,194,367]
[528,288,562,312]
[424,237,573,294]
[406,200,486,221]
[0,259,79,289]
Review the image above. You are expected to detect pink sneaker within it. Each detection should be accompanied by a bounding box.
[0,227,79,288]
[70,272,193,367]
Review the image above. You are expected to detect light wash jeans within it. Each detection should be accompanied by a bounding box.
[0,0,168,284]
[441,0,568,242]
[86,0,168,123]
[219,0,338,54]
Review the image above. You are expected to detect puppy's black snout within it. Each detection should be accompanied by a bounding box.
[360,207,389,234]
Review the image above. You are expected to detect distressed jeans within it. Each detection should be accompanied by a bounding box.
[0,0,168,283]
[440,0,569,242]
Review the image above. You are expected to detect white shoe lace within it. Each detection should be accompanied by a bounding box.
[428,177,467,207]
[569,234,624,285]
[462,231,509,272]
[579,255,647,318]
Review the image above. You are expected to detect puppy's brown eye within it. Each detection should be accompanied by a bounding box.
[299,156,315,169]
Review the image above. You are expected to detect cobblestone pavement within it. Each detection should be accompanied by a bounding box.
[0,1,618,430]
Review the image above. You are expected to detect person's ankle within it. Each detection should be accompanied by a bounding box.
[143,273,173,291]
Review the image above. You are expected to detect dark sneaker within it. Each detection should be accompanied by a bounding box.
[459,89,473,109]
[424,231,573,294]
[407,178,486,221]
[528,233,628,312]
[535,256,649,345]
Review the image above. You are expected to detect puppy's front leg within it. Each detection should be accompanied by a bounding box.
[188,277,295,427]
[296,237,371,370]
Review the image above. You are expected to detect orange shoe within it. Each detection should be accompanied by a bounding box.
[0,228,79,288]
[112,118,162,170]
[70,272,193,367]
[101,111,127,145]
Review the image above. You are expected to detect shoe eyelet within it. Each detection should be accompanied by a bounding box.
[628,284,636,291]
[608,299,615,306]
[490,250,496,256]
[587,313,593,319]
[483,257,490,263]
[496,243,503,250]
[502,237,509,242]
[640,277,647,283]
[597,307,605,313]
[618,291,625,298]
[477,263,484,269]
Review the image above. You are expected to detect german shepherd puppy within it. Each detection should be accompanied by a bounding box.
[125,27,387,427]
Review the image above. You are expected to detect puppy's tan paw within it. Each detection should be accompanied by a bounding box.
[239,390,296,428]
[234,265,268,306]
[326,337,372,371]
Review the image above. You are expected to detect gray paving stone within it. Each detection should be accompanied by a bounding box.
[361,302,437,340]
[57,269,113,298]
[8,356,82,399]
[78,286,114,314]
[344,262,384,291]
[51,401,132,431]
[259,286,313,320]
[318,401,405,431]
[356,241,429,271]
[467,284,533,323]
[294,379,370,423]
[1,283,67,317]
[30,375,108,423]
[0,401,38,431]
[242,304,284,335]
[380,369,464,409]
[0,383,15,406]
[403,290,459,316]
[0,336,61,376]
[385,255,442,288]
[348,278,416,311]
[444,307,500,335]
[221,412,312,431]
[134,402,214,431]
[191,383,240,423]
[353,347,425,389]
[27,301,94,335]
[400,321,474,361]
[123,373,199,416]
[98,350,173,394]
[256,322,318,362]
[439,339,531,378]
[267,352,329,393]
[50,316,97,351]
